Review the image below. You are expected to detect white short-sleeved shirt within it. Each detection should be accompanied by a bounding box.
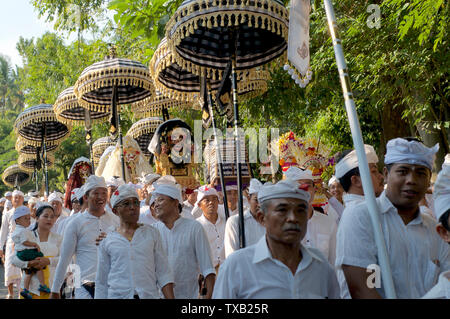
[336,191,450,298]
[213,236,340,299]
[152,217,215,299]
[138,209,158,226]
[95,224,174,299]
[224,209,265,258]
[11,225,36,252]
[302,210,337,266]
[422,270,450,299]
[51,209,120,293]
[196,213,226,268]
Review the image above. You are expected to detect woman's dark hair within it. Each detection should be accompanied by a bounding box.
[440,210,450,232]
[33,205,55,231]
[78,197,84,206]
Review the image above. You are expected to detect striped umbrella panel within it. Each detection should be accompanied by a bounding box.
[2,165,31,187]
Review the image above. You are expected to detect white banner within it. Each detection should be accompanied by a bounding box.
[287,0,311,77]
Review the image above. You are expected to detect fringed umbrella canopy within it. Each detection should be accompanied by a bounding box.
[15,136,58,155]
[14,104,70,147]
[54,86,111,126]
[165,0,289,80]
[126,117,164,158]
[2,164,31,188]
[18,153,55,172]
[92,136,117,166]
[74,51,155,114]
[132,90,195,119]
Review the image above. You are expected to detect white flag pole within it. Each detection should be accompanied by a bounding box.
[323,0,397,298]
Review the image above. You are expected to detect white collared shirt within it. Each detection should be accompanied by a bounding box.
[224,209,265,258]
[213,236,340,299]
[422,270,450,299]
[181,206,195,220]
[196,212,226,268]
[326,198,344,223]
[0,207,15,247]
[51,214,68,235]
[152,217,215,299]
[95,224,174,299]
[342,193,365,208]
[336,191,450,298]
[11,224,35,251]
[302,210,337,266]
[138,209,158,226]
[51,208,120,293]
[183,200,194,215]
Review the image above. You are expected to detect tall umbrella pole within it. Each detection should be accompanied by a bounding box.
[230,30,246,248]
[84,109,95,172]
[206,79,230,220]
[42,126,49,197]
[323,0,396,298]
[110,84,127,181]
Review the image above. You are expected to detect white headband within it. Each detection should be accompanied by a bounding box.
[248,179,263,195]
[283,166,313,181]
[384,138,439,171]
[328,176,338,187]
[13,205,30,220]
[433,153,450,221]
[12,190,24,197]
[258,179,310,204]
[48,192,63,203]
[152,183,183,203]
[84,175,107,194]
[335,145,379,179]
[110,184,140,209]
[195,185,219,206]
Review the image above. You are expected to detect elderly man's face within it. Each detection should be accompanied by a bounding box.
[86,187,108,211]
[260,197,308,245]
[51,200,63,217]
[113,197,140,223]
[384,163,430,210]
[249,193,260,217]
[198,195,219,216]
[12,195,24,208]
[154,194,179,220]
[226,189,238,210]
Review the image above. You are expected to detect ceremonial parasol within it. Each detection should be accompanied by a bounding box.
[166,0,289,247]
[126,117,164,159]
[18,153,55,172]
[2,164,31,189]
[14,104,70,196]
[92,136,116,167]
[74,47,156,180]
[54,86,111,171]
[131,91,194,120]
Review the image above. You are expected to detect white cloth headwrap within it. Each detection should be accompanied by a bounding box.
[152,183,183,203]
[84,175,107,194]
[258,179,310,204]
[283,166,313,181]
[384,138,439,170]
[433,153,450,221]
[139,173,161,185]
[110,184,140,208]
[156,175,177,185]
[70,188,80,202]
[12,190,24,197]
[106,176,125,188]
[225,185,238,191]
[28,191,39,197]
[36,201,52,211]
[76,185,86,200]
[68,156,91,178]
[328,176,338,187]
[13,205,30,220]
[0,198,6,203]
[335,144,379,179]
[5,191,12,197]
[48,191,63,203]
[28,197,38,206]
[248,179,263,195]
[195,185,219,206]
[127,182,143,190]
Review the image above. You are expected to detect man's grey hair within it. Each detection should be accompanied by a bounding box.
[259,200,271,215]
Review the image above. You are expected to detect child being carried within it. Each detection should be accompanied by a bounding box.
[11,205,51,299]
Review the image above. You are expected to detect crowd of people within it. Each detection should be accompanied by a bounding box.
[0,136,448,299]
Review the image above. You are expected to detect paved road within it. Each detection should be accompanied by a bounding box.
[0,264,18,299]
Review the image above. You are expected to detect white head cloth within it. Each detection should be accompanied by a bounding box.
[335,145,379,179]
[152,183,183,203]
[36,201,52,211]
[139,173,161,185]
[28,191,39,197]
[28,197,38,206]
[12,190,24,197]
[110,184,140,208]
[384,138,439,171]
[195,185,219,206]
[106,176,126,188]
[5,191,12,197]
[328,176,338,187]
[13,205,30,220]
[76,185,86,200]
[70,188,80,202]
[48,191,63,203]
[283,166,313,181]
[225,185,238,191]
[156,175,177,185]
[258,179,310,204]
[0,198,6,204]
[433,153,450,221]
[84,175,107,194]
[248,179,264,195]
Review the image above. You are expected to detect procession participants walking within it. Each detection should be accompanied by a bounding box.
[326,176,345,221]
[0,190,25,298]
[224,179,266,258]
[182,188,198,216]
[423,154,450,298]
[336,138,450,298]
[106,176,125,215]
[284,167,338,265]
[12,204,62,299]
[11,206,51,298]
[95,184,174,299]
[152,182,216,299]
[48,192,68,235]
[4,192,13,211]
[50,175,120,299]
[213,179,340,299]
[58,187,86,236]
[195,186,226,271]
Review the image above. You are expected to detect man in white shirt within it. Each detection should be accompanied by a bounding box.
[224,178,266,257]
[151,182,216,299]
[50,175,120,299]
[48,192,68,235]
[195,185,226,270]
[4,191,13,212]
[423,153,450,299]
[284,166,338,266]
[0,190,24,298]
[95,184,174,299]
[213,179,340,299]
[182,188,197,216]
[327,176,345,222]
[336,137,450,298]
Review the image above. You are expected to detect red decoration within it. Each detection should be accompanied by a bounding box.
[299,183,309,191]
[114,190,119,196]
